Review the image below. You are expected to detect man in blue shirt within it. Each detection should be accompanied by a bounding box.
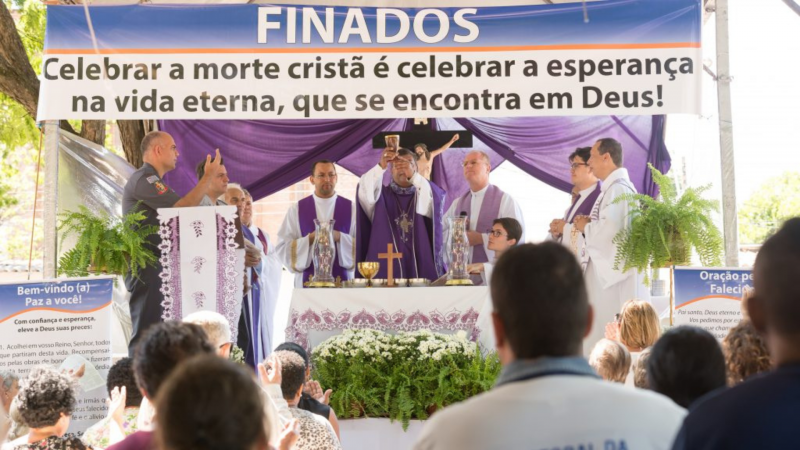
[672,218,800,450]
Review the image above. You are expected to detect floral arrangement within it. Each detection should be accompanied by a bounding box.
[312,329,501,430]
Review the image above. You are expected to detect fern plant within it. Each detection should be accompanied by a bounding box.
[612,164,724,284]
[57,205,158,279]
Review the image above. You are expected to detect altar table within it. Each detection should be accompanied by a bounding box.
[285,286,490,352]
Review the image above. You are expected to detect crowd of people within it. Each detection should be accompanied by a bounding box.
[1,219,797,449]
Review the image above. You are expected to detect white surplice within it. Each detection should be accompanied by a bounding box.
[276,193,356,288]
[443,184,526,264]
[357,164,434,220]
[582,168,650,355]
[248,224,282,354]
[557,183,599,269]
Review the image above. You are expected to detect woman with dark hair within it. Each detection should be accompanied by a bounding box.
[413,134,459,180]
[6,367,90,450]
[467,217,522,286]
[82,358,142,448]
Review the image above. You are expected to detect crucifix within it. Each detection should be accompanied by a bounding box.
[378,243,403,287]
[372,119,472,151]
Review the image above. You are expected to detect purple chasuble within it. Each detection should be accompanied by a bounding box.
[566,182,602,222]
[356,181,446,280]
[455,184,505,264]
[298,195,353,287]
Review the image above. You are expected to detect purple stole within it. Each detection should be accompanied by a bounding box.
[565,183,602,223]
[298,195,353,286]
[455,184,505,264]
[240,224,262,368]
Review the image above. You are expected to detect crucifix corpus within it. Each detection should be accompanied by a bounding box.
[378,243,403,287]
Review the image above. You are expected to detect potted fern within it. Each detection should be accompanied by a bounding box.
[612,164,724,322]
[57,205,159,279]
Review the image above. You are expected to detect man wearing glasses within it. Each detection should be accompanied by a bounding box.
[444,151,525,267]
[549,147,600,265]
[276,160,356,288]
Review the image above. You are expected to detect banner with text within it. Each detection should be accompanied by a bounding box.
[38,0,702,120]
[673,267,751,340]
[0,278,113,433]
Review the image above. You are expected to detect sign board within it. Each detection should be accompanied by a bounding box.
[38,0,702,120]
[0,278,114,433]
[673,267,751,340]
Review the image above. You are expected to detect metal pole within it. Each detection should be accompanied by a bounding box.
[714,0,740,267]
[42,121,60,279]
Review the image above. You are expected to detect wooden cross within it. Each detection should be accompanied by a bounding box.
[378,243,403,287]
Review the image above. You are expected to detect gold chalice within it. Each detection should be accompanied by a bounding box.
[357,262,380,287]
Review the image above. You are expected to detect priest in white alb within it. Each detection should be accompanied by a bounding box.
[573,138,650,354]
[276,160,356,288]
[444,151,525,270]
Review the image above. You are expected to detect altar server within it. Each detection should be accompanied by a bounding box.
[277,161,356,288]
[572,138,650,355]
[443,151,525,265]
[356,148,446,281]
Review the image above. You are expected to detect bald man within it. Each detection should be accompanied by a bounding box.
[443,151,526,273]
[122,131,224,355]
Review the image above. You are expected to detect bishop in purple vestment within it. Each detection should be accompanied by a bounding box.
[356,148,446,281]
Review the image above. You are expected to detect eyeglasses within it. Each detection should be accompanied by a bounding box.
[488,230,507,238]
[570,162,589,170]
[314,174,337,180]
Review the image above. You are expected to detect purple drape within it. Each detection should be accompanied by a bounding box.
[159,115,669,202]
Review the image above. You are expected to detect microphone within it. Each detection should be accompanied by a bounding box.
[459,211,467,217]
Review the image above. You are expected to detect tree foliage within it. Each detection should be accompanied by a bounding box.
[738,172,800,244]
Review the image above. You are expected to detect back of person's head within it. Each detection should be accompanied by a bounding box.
[589,339,631,383]
[596,137,623,167]
[274,350,307,401]
[647,326,727,408]
[183,311,232,351]
[619,300,661,350]
[492,218,523,245]
[723,319,771,385]
[751,218,800,339]
[15,367,75,429]
[633,347,652,389]
[107,357,143,408]
[133,321,215,399]
[491,242,590,359]
[275,342,310,368]
[155,355,267,450]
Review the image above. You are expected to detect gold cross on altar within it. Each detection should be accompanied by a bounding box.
[378,243,403,287]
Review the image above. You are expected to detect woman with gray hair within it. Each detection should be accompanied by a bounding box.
[4,367,92,449]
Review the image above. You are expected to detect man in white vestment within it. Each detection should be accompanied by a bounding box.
[413,243,685,450]
[197,156,229,206]
[242,190,283,355]
[549,147,601,270]
[277,160,356,288]
[573,138,650,355]
[444,151,525,266]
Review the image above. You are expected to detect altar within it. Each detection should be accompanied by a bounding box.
[285,286,491,352]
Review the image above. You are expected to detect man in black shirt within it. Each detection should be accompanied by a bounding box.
[122,131,224,355]
[672,218,800,450]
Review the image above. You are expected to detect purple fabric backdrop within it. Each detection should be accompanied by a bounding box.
[160,116,669,206]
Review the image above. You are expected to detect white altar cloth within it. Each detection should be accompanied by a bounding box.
[285,286,490,352]
[339,418,423,450]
